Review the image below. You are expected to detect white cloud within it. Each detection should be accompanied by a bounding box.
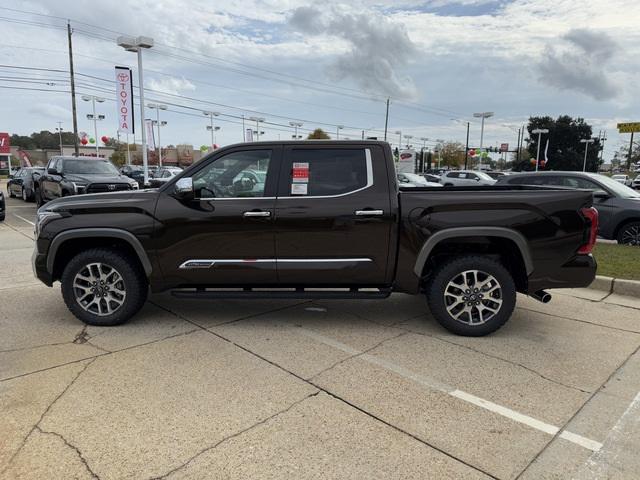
[147,77,196,95]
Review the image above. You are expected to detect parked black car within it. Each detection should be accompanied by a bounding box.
[120,165,146,188]
[7,167,45,201]
[33,141,597,336]
[497,171,640,245]
[35,156,138,206]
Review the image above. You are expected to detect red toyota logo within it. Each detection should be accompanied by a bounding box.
[117,73,129,82]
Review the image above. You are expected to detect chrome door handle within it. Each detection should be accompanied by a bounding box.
[243,211,271,217]
[355,210,384,216]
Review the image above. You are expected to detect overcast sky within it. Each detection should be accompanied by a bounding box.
[1,0,639,160]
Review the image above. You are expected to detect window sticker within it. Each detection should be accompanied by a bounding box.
[292,162,309,183]
[291,183,308,195]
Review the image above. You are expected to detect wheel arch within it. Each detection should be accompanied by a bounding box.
[413,227,533,291]
[48,228,152,281]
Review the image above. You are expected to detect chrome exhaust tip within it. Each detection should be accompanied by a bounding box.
[531,290,552,303]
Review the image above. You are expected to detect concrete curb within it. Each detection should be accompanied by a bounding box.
[589,275,640,297]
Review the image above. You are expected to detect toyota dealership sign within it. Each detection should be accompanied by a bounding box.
[115,66,135,134]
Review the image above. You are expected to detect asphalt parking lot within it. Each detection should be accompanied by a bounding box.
[1,190,639,479]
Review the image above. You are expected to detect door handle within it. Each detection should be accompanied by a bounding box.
[355,209,384,216]
[243,210,271,217]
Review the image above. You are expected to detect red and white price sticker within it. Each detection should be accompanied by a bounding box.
[292,162,309,183]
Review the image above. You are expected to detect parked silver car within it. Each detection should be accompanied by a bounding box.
[397,172,442,187]
[612,174,632,187]
[440,170,497,186]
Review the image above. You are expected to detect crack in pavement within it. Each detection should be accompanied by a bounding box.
[73,325,111,354]
[149,391,321,480]
[518,306,640,334]
[35,426,100,480]
[0,328,200,384]
[514,342,640,479]
[307,331,409,381]
[0,357,97,476]
[152,301,499,480]
[325,304,594,395]
[396,324,593,395]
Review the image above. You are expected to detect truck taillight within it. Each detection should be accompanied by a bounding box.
[578,207,598,254]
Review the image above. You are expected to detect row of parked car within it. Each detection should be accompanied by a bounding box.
[398,169,640,246]
[4,159,184,206]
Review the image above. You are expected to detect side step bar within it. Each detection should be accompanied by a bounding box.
[171,288,392,300]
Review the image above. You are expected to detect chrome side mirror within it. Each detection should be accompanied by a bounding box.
[174,177,194,200]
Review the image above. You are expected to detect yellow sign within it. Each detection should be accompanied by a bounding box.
[617,122,640,133]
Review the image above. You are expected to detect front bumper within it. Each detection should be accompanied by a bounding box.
[527,254,597,293]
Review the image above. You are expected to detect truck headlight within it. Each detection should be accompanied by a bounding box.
[72,182,87,193]
[35,211,62,237]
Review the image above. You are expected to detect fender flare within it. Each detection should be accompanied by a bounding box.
[413,226,533,277]
[46,228,152,277]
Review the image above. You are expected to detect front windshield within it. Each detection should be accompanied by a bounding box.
[62,160,119,175]
[590,174,640,198]
[475,172,495,181]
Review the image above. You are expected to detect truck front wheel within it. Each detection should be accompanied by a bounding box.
[425,255,516,336]
[61,248,148,326]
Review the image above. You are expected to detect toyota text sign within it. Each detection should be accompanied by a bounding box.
[115,66,135,134]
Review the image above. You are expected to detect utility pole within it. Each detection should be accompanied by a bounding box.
[473,112,494,170]
[384,97,389,142]
[464,122,470,169]
[67,22,79,156]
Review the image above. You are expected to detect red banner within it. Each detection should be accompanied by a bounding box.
[0,132,10,154]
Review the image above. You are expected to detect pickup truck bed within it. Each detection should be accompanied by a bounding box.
[33,140,597,336]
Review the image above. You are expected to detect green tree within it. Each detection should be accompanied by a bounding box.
[434,141,466,168]
[10,130,77,150]
[513,116,602,172]
[307,128,331,140]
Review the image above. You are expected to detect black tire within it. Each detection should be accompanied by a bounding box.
[61,248,148,326]
[617,221,640,246]
[425,255,516,336]
[7,186,15,198]
[21,187,30,202]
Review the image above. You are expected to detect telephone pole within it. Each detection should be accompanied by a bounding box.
[67,22,79,156]
[384,97,390,142]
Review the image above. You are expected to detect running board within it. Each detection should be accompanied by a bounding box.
[171,287,392,300]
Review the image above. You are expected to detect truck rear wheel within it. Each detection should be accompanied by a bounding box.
[61,248,148,326]
[425,255,516,336]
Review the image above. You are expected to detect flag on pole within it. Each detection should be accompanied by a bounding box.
[146,119,156,151]
[544,138,549,164]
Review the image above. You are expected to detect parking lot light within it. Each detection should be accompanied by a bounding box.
[532,128,550,172]
[82,95,106,155]
[581,138,595,172]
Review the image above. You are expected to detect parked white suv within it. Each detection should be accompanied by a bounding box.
[612,174,632,186]
[440,170,497,186]
[632,175,640,190]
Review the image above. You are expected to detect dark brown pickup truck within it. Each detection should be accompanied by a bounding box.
[33,141,598,336]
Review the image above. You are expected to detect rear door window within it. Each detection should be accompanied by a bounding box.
[281,148,371,197]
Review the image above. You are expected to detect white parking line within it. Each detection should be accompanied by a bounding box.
[12,213,35,226]
[574,390,640,478]
[297,328,603,452]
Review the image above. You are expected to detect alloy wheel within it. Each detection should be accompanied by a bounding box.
[73,262,127,316]
[621,225,640,246]
[444,269,503,325]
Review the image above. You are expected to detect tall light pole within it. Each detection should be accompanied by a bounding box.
[473,112,494,170]
[336,125,344,139]
[148,103,167,167]
[395,130,402,150]
[82,95,105,155]
[206,125,220,147]
[248,117,265,141]
[203,111,220,148]
[532,128,549,172]
[404,134,414,148]
[117,35,154,185]
[55,122,64,154]
[289,121,303,140]
[581,138,595,172]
